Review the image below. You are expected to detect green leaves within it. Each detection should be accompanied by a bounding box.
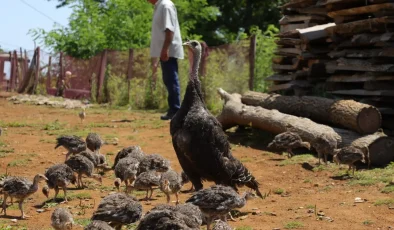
[35,0,218,59]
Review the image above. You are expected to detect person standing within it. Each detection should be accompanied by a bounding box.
[147,0,184,120]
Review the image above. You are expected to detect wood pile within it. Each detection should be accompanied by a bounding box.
[268,0,394,135]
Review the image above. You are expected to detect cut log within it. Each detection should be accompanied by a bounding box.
[217,88,394,166]
[328,48,394,58]
[241,91,382,135]
[328,3,394,18]
[329,89,394,96]
[327,73,394,82]
[326,58,394,73]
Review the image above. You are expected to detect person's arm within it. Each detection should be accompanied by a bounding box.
[160,29,174,61]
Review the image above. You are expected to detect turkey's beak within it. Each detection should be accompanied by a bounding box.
[182,41,191,46]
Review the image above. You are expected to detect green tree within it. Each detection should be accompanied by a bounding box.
[34,0,218,58]
[191,0,285,46]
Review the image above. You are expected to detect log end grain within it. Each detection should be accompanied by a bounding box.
[357,106,382,134]
[369,136,394,166]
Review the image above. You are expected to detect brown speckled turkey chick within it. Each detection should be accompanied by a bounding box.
[51,207,74,230]
[114,157,140,192]
[213,220,233,230]
[138,154,170,175]
[159,170,188,204]
[113,146,145,169]
[268,131,311,158]
[91,193,142,230]
[313,133,337,165]
[86,133,104,154]
[333,146,367,175]
[137,203,202,230]
[43,164,76,202]
[55,135,87,160]
[65,154,102,188]
[84,220,114,230]
[130,170,161,201]
[1,174,48,219]
[186,185,256,230]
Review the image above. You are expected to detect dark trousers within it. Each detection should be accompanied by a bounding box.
[160,57,181,114]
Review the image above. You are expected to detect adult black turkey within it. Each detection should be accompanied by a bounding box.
[170,40,264,198]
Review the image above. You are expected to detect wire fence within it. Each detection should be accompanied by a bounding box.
[1,36,274,112]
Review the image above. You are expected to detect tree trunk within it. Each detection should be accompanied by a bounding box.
[241,91,382,135]
[217,88,394,166]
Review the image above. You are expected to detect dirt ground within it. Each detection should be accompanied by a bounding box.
[0,95,393,230]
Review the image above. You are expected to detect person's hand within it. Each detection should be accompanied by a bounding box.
[160,48,169,62]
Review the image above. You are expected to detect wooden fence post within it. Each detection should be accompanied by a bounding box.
[24,50,28,77]
[46,56,52,91]
[0,60,4,91]
[249,34,256,91]
[55,52,64,96]
[9,52,15,92]
[19,48,23,84]
[13,50,19,90]
[97,49,108,102]
[32,47,40,94]
[127,49,134,99]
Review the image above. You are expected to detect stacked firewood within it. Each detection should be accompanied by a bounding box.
[268,0,394,134]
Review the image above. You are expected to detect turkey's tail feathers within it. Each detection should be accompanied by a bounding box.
[228,158,269,199]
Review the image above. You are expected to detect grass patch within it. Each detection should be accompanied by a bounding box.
[7,159,29,167]
[74,218,91,227]
[279,154,315,166]
[381,185,394,194]
[284,221,304,229]
[0,148,14,154]
[42,201,58,209]
[236,227,253,230]
[69,192,92,200]
[88,123,113,128]
[43,120,66,131]
[240,157,252,163]
[273,188,285,195]
[374,199,394,206]
[363,220,373,226]
[347,163,394,190]
[305,204,315,209]
[0,121,36,128]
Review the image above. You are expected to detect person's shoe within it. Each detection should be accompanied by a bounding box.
[160,112,175,120]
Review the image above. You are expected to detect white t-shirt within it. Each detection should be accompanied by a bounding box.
[150,0,184,59]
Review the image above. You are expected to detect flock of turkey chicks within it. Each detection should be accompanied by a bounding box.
[268,131,370,175]
[0,132,251,230]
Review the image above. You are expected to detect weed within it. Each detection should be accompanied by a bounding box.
[43,120,66,131]
[374,199,394,206]
[381,185,394,194]
[0,148,14,154]
[348,163,394,188]
[303,179,312,183]
[305,204,315,209]
[279,154,315,166]
[236,227,253,230]
[42,202,58,209]
[284,221,304,229]
[363,220,373,226]
[7,159,29,167]
[273,188,285,195]
[74,218,91,227]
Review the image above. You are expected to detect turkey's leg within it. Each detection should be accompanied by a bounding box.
[175,192,179,205]
[19,200,29,219]
[54,187,59,201]
[1,194,8,216]
[166,193,171,204]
